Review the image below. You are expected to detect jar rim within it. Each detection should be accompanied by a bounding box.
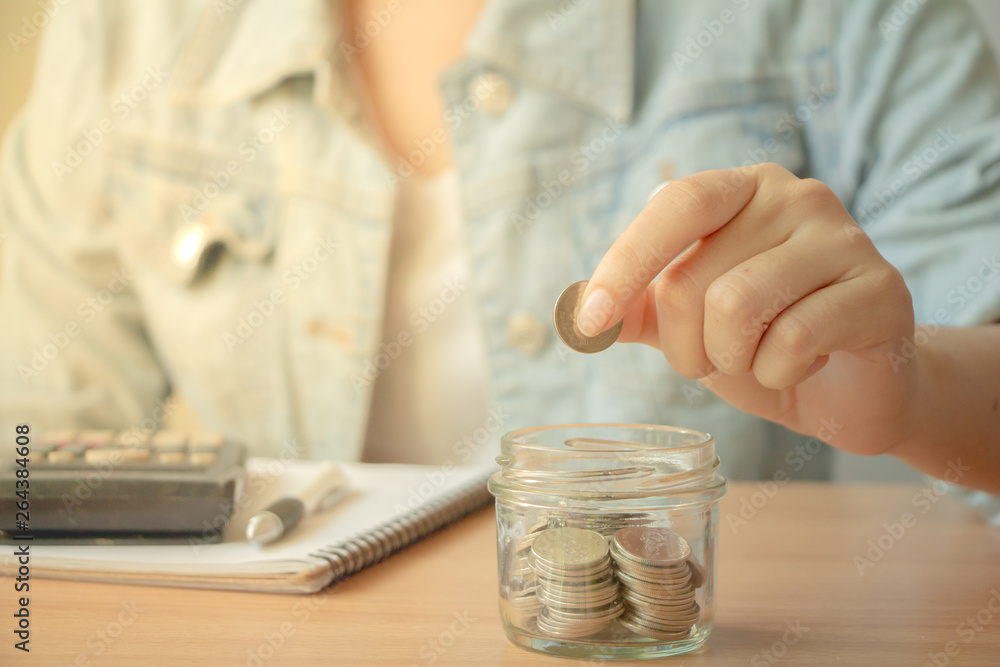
[492,423,727,505]
[502,423,714,454]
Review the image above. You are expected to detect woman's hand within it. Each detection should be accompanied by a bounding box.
[577,163,919,457]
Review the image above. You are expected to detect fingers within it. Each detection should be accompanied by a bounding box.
[698,234,856,378]
[751,267,910,389]
[616,185,858,379]
[589,164,906,402]
[657,268,909,430]
[621,234,861,382]
[576,168,761,337]
[624,234,850,378]
[616,282,661,346]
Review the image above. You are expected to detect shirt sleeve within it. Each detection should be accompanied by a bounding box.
[0,0,169,445]
[825,0,1000,520]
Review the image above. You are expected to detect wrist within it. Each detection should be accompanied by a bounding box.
[881,328,948,461]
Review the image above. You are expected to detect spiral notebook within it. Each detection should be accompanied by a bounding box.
[0,459,495,593]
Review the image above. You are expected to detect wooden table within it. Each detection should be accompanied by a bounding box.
[4,483,1000,666]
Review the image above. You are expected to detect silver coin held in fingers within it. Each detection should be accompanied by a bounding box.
[553,280,623,354]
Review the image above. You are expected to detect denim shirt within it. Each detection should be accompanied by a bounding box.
[2,1,999,515]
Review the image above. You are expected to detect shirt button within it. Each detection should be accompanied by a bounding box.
[507,313,548,356]
[305,319,354,347]
[470,72,515,116]
[171,221,215,282]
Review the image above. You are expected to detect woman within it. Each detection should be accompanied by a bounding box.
[1,1,998,506]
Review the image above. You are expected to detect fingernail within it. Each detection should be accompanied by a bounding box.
[576,287,615,337]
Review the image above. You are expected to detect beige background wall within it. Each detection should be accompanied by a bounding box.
[1,2,999,476]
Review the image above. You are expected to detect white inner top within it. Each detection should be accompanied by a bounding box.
[361,169,493,465]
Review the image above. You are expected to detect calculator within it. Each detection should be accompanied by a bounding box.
[0,430,246,542]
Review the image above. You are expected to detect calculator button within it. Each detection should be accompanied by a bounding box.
[189,452,217,466]
[38,430,76,447]
[78,430,115,447]
[190,433,225,449]
[159,451,187,464]
[117,448,152,463]
[27,447,52,465]
[152,431,188,448]
[113,431,150,447]
[86,447,151,463]
[48,449,79,463]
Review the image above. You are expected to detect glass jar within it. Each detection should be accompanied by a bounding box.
[488,424,727,660]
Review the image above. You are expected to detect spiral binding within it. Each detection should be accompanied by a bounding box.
[311,473,494,584]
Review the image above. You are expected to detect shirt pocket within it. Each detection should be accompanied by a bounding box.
[105,143,289,425]
[107,149,279,287]
[648,79,824,180]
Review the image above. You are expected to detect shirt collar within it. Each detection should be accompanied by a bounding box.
[169,0,636,123]
[169,0,333,108]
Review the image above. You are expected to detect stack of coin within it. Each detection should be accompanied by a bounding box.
[503,521,546,625]
[611,526,701,640]
[528,527,623,638]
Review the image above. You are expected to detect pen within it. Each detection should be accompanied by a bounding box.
[246,462,349,546]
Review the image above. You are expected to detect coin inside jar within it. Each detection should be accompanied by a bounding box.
[528,527,622,640]
[614,526,691,565]
[553,280,623,354]
[611,526,702,641]
[531,527,610,569]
